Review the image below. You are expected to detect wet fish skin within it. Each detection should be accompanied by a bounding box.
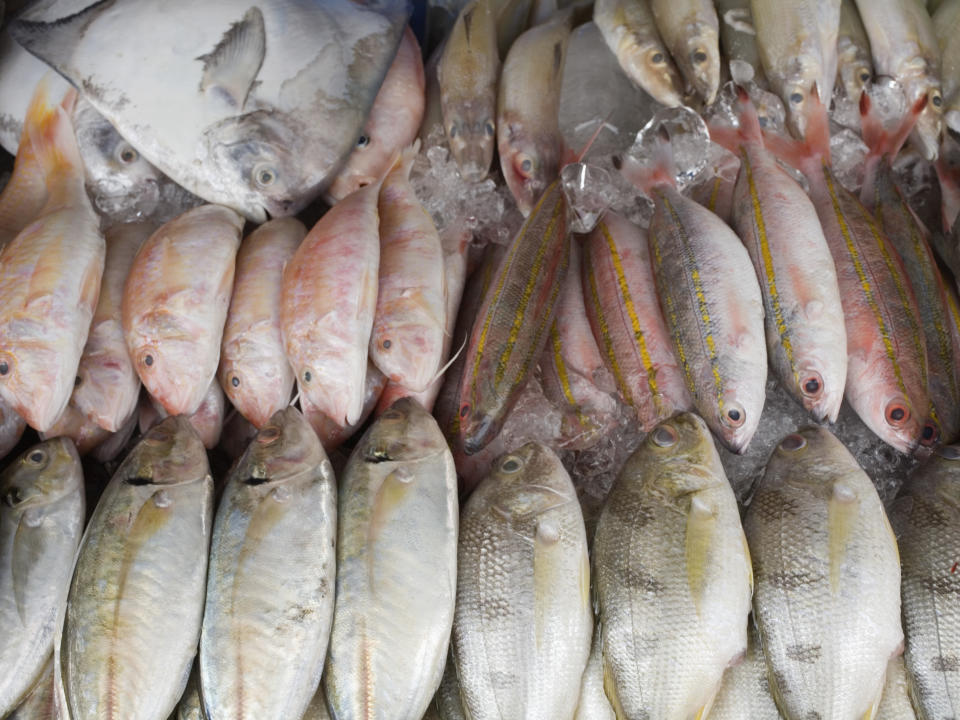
[146,379,226,450]
[573,624,616,720]
[593,412,752,719]
[438,0,500,182]
[324,398,457,720]
[0,438,84,718]
[744,426,902,720]
[649,0,721,104]
[715,0,768,88]
[40,402,111,457]
[934,0,960,135]
[497,13,572,216]
[61,416,213,720]
[593,0,685,107]
[8,658,59,720]
[894,443,960,718]
[200,407,337,720]
[219,217,304,429]
[454,442,591,720]
[123,204,243,417]
[0,395,26,463]
[837,0,873,101]
[876,656,918,720]
[327,27,425,201]
[708,622,781,719]
[458,181,571,455]
[301,362,388,453]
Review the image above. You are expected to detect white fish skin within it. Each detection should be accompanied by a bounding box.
[744,426,903,720]
[934,0,960,134]
[454,442,592,720]
[708,622,782,720]
[8,658,59,720]
[61,416,214,720]
[0,439,84,718]
[10,0,413,221]
[876,656,918,720]
[324,398,458,720]
[200,407,337,720]
[837,0,873,102]
[649,0,721,103]
[573,624,616,720]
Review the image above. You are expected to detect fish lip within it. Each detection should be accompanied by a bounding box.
[463,414,496,455]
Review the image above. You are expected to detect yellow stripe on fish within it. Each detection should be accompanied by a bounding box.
[549,322,591,429]
[583,245,633,404]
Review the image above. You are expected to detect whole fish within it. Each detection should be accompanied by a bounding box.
[61,416,213,720]
[573,625,616,720]
[219,217,304,429]
[123,204,243,417]
[876,656,918,720]
[453,442,591,720]
[145,379,226,450]
[715,0,767,88]
[854,0,944,159]
[593,0,685,107]
[593,413,752,719]
[708,623,782,720]
[711,89,848,423]
[894,443,960,718]
[744,426,903,720]
[437,0,500,182]
[281,180,382,427]
[11,0,413,221]
[8,659,58,720]
[622,141,767,453]
[301,363,388,453]
[0,82,104,432]
[370,147,446,392]
[458,181,571,454]
[327,27,425,201]
[0,395,26,462]
[765,96,929,453]
[837,0,873,101]
[649,0,721,104]
[200,407,337,720]
[497,12,572,216]
[0,439,84,718]
[935,0,960,134]
[72,222,151,433]
[324,398,457,720]
[580,211,692,431]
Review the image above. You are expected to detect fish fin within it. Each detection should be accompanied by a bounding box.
[8,0,112,71]
[761,84,829,170]
[618,126,677,194]
[860,89,928,159]
[196,6,266,110]
[23,76,84,209]
[389,139,420,181]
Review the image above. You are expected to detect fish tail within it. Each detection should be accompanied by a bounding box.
[24,75,84,206]
[619,127,677,194]
[394,139,421,181]
[860,89,928,159]
[760,85,828,174]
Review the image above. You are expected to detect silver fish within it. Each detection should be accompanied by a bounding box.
[649,0,721,104]
[708,622,782,720]
[876,656,918,720]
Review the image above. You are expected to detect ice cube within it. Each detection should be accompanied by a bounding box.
[631,106,712,190]
[562,163,615,233]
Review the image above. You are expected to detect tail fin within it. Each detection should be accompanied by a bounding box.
[759,85,828,174]
[23,74,84,209]
[618,126,677,194]
[860,90,927,160]
[707,85,762,153]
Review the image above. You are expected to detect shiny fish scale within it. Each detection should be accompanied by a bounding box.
[708,622,781,719]
[895,447,960,719]
[876,656,918,719]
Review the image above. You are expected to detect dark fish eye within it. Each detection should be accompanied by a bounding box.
[254,165,277,188]
[500,455,522,473]
[520,158,533,173]
[460,404,470,419]
[780,434,806,452]
[27,449,46,464]
[790,92,804,105]
[357,134,370,148]
[382,339,392,349]
[801,373,823,398]
[75,375,82,387]
[231,376,240,387]
[651,425,677,447]
[118,145,138,163]
[484,121,495,137]
[722,402,746,428]
[303,370,312,383]
[933,93,943,108]
[448,124,458,139]
[651,52,664,64]
[885,401,909,426]
[0,361,9,376]
[143,354,153,367]
[859,72,870,83]
[693,50,708,64]
[921,422,939,446]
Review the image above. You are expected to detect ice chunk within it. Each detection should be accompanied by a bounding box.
[865,77,908,133]
[631,106,712,190]
[561,163,615,233]
[830,127,868,193]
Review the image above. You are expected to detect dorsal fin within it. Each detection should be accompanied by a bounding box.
[196,6,266,110]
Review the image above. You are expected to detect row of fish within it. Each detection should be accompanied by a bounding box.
[3,404,957,719]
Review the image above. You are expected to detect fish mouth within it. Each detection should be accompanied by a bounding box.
[463,414,497,455]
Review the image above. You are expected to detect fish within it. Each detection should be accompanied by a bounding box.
[420,43,447,147]
[0,439,85,718]
[8,658,58,720]
[573,625,616,720]
[593,413,752,719]
[122,204,243,417]
[90,407,139,465]
[744,426,903,719]
[301,363,388,453]
[621,134,767,453]
[492,0,535,57]
[893,443,960,718]
[458,181,571,454]
[649,0,721,104]
[200,407,337,720]
[708,622,782,719]
[281,180,383,427]
[854,0,944,160]
[876,656,918,720]
[437,0,500,182]
[497,11,573,216]
[715,0,768,88]
[0,81,105,433]
[0,395,26,463]
[60,416,214,720]
[765,92,929,454]
[10,0,413,221]
[40,402,112,457]
[72,222,152,433]
[934,0,960,135]
[711,88,848,424]
[370,146,446,392]
[837,0,873,101]
[143,379,226,451]
[219,217,304,429]
[581,210,693,433]
[323,398,457,720]
[327,27,425,201]
[593,0,685,108]
[453,442,592,720]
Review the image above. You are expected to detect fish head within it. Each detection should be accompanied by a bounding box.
[498,116,561,216]
[710,389,763,455]
[129,335,211,417]
[640,413,724,490]
[617,39,684,108]
[912,89,944,161]
[119,415,208,485]
[458,378,505,456]
[325,131,387,201]
[765,425,843,484]
[862,390,924,455]
[443,98,497,182]
[361,397,447,463]
[0,343,72,433]
[204,110,318,222]
[675,24,720,105]
[234,406,326,483]
[795,365,844,424]
[370,317,444,391]
[220,343,294,429]
[838,61,872,104]
[41,403,110,455]
[72,352,139,433]
[926,444,960,507]
[0,438,82,510]
[483,442,573,520]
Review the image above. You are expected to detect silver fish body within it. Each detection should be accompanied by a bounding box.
[876,656,918,720]
[649,0,721,103]
[708,623,782,720]
[573,624,616,720]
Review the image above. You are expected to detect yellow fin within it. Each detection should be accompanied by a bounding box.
[686,493,717,615]
[828,479,859,594]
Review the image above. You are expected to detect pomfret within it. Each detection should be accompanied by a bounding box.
[453,442,591,720]
[0,439,84,718]
[11,0,413,221]
[744,427,903,720]
[220,217,304,429]
[323,399,457,720]
[200,407,337,720]
[8,659,58,720]
[593,413,752,719]
[61,416,214,720]
[123,204,243,417]
[649,0,721,103]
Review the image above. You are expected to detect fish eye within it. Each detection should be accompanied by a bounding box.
[303,369,312,383]
[650,51,664,64]
[516,154,535,178]
[721,401,746,428]
[448,123,458,139]
[500,455,523,473]
[885,401,909,426]
[779,433,806,452]
[859,71,871,84]
[231,375,240,387]
[139,350,155,369]
[921,421,940,446]
[800,372,823,398]
[0,358,10,377]
[258,426,281,444]
[459,404,470,419]
[382,339,392,350]
[692,50,708,64]
[790,92,804,105]
[117,144,138,164]
[651,424,677,447]
[75,375,82,387]
[253,164,277,188]
[484,121,495,137]
[932,91,943,108]
[356,134,370,148]
[382,408,404,420]
[26,448,47,465]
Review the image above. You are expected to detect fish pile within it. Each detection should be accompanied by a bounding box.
[0,0,959,717]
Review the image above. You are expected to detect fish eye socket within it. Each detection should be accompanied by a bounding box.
[932,91,943,108]
[692,50,708,64]
[460,404,470,419]
[257,426,281,444]
[484,121,495,137]
[118,145,138,164]
[790,92,804,105]
[779,433,806,452]
[382,408,404,420]
[357,134,370,148]
[382,339,392,350]
[303,370,312,383]
[500,455,523,473]
[800,373,822,398]
[859,71,871,83]
[253,164,277,188]
[885,402,909,426]
[650,51,664,64]
[921,421,940,446]
[142,353,154,367]
[448,124,458,139]
[721,402,746,428]
[26,449,47,465]
[651,425,677,447]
